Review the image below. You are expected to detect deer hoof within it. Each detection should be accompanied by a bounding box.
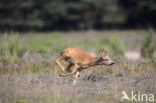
[59,74,63,77]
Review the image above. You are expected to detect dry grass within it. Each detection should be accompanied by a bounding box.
[0,30,156,103]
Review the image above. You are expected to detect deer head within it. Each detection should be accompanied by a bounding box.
[96,48,114,66]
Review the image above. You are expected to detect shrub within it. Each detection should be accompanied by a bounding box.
[1,33,23,59]
[141,29,156,60]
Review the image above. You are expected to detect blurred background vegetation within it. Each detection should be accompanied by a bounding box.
[0,1,156,103]
[0,0,156,31]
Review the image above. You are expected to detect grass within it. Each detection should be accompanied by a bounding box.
[141,28,156,60]
[0,30,155,103]
[0,31,125,58]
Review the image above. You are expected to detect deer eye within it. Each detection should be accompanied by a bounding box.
[103,59,109,61]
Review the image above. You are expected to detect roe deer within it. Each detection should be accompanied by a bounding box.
[55,48,114,85]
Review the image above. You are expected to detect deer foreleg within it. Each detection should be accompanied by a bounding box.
[55,56,65,71]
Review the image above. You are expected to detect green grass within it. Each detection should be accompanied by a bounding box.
[141,28,156,60]
[0,31,125,59]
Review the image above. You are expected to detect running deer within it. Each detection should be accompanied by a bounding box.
[55,48,114,85]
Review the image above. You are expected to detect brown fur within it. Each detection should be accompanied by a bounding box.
[55,48,114,85]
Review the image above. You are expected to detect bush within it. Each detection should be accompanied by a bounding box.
[1,33,22,59]
[141,29,156,60]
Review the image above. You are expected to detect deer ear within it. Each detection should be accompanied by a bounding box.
[104,48,109,56]
[101,48,105,56]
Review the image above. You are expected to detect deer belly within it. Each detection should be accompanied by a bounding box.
[78,63,89,69]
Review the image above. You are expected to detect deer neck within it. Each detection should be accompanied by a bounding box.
[93,57,100,61]
[88,57,100,66]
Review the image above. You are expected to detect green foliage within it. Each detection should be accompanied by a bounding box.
[1,33,23,59]
[141,29,156,59]
[119,0,156,27]
[7,34,19,58]
[21,32,71,55]
[1,0,155,30]
[0,33,25,59]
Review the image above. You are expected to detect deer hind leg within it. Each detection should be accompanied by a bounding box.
[65,64,73,73]
[73,71,80,86]
[55,56,65,71]
[59,64,78,77]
